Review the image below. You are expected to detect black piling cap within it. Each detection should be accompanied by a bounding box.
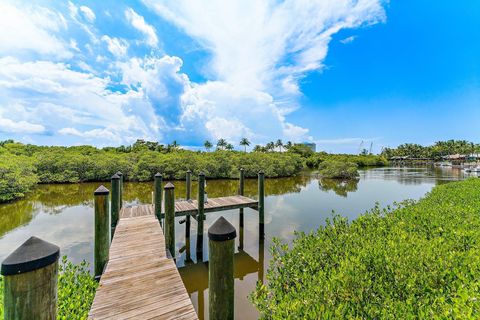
[199,172,205,176]
[164,182,175,189]
[155,172,162,178]
[258,171,265,175]
[208,216,237,241]
[116,171,123,176]
[240,168,244,171]
[1,236,59,276]
[94,185,109,195]
[111,173,120,180]
[187,169,192,173]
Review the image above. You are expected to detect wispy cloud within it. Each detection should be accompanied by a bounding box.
[340,35,357,44]
[125,8,158,47]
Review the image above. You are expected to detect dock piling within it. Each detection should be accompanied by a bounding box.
[164,182,175,257]
[239,168,245,250]
[1,237,60,320]
[196,173,205,257]
[208,216,236,320]
[94,185,110,277]
[258,171,265,240]
[186,170,192,259]
[116,171,123,209]
[111,174,120,238]
[154,173,163,224]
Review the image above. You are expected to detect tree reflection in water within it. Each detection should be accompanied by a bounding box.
[318,178,359,198]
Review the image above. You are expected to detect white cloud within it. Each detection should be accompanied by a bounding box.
[340,35,357,44]
[0,57,161,145]
[0,117,45,134]
[79,6,96,23]
[141,0,386,143]
[101,35,128,57]
[0,2,71,59]
[125,8,158,47]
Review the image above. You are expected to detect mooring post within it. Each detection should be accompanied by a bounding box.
[111,173,120,239]
[208,216,236,320]
[258,171,265,239]
[1,237,60,319]
[94,185,110,277]
[196,173,205,256]
[185,170,192,259]
[239,168,245,250]
[116,171,123,209]
[154,172,163,224]
[164,182,175,257]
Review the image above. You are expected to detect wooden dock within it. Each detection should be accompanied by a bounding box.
[89,194,259,319]
[121,195,259,218]
[88,206,198,319]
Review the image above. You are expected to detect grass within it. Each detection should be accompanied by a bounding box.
[251,178,480,319]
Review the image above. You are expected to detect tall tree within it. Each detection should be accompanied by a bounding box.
[216,138,227,150]
[275,139,284,152]
[266,142,275,151]
[225,143,234,151]
[239,138,250,152]
[204,140,213,152]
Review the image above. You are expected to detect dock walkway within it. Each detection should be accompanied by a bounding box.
[88,205,198,319]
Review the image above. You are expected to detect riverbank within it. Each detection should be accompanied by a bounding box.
[252,178,480,318]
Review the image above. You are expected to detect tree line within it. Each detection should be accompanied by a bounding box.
[381,140,480,159]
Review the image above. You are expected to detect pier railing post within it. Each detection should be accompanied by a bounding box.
[154,173,163,224]
[164,182,175,257]
[116,171,123,209]
[239,168,245,250]
[1,237,60,319]
[208,216,236,320]
[111,174,120,238]
[94,185,110,277]
[196,173,205,257]
[258,171,265,240]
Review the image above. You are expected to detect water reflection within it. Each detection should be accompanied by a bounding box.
[0,166,471,319]
[318,178,359,197]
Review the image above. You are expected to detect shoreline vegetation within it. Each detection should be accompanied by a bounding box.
[0,139,387,204]
[251,178,480,318]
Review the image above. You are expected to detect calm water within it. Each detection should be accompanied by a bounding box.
[0,166,472,319]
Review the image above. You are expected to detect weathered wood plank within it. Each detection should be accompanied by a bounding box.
[89,212,197,320]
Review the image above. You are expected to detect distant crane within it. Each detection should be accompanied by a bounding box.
[369,142,373,154]
[358,140,364,155]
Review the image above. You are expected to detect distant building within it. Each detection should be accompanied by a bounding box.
[300,142,316,152]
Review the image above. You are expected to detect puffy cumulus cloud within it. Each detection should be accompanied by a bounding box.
[139,0,386,143]
[0,2,71,59]
[0,57,162,146]
[125,8,159,47]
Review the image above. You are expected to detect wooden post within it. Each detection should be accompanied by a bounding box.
[258,171,265,240]
[208,216,236,320]
[164,182,175,257]
[154,173,163,224]
[116,171,123,209]
[94,185,110,277]
[1,237,60,319]
[185,170,192,259]
[239,168,244,249]
[111,173,120,239]
[196,173,205,256]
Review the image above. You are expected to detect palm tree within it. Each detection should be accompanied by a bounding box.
[225,143,234,151]
[239,138,250,152]
[275,139,283,152]
[266,142,275,151]
[216,138,227,150]
[285,141,293,150]
[204,140,213,152]
[253,145,263,152]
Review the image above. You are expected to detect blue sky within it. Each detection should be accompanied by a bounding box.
[0,0,478,153]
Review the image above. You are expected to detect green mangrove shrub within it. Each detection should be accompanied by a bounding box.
[318,160,359,179]
[251,178,480,319]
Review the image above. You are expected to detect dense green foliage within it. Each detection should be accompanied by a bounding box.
[252,178,480,319]
[0,257,97,319]
[0,154,38,202]
[382,139,480,159]
[307,153,388,168]
[0,141,304,202]
[318,160,359,179]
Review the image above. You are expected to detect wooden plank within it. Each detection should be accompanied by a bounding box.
[89,212,197,320]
